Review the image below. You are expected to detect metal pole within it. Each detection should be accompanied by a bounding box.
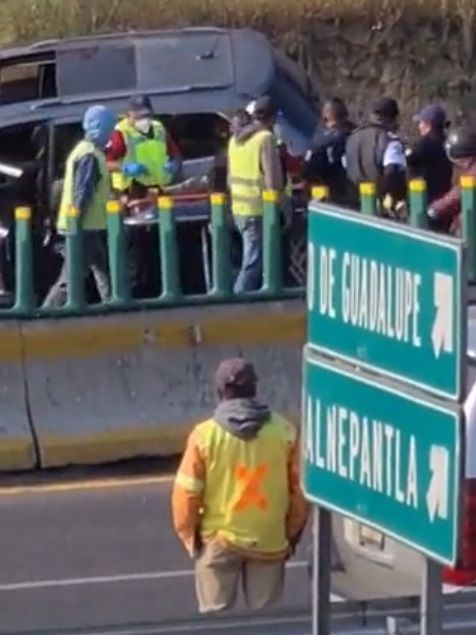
[359,182,377,216]
[106,199,131,306]
[13,206,34,314]
[409,178,428,230]
[420,558,442,635]
[311,185,329,202]
[312,507,331,635]
[158,195,181,302]
[210,192,232,299]
[262,189,282,295]
[65,206,85,311]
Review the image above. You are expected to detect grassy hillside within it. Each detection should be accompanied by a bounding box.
[1,0,476,123]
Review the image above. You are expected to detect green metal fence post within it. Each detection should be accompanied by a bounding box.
[13,206,34,314]
[409,178,428,229]
[360,182,377,216]
[158,196,181,302]
[65,206,85,311]
[461,175,476,282]
[210,192,232,298]
[311,185,329,202]
[106,199,131,306]
[262,189,282,295]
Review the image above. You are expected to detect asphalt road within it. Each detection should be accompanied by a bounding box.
[0,473,312,635]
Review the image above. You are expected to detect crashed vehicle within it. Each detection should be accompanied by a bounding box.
[0,27,320,301]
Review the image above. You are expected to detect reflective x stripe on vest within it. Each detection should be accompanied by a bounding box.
[57,140,109,232]
[111,118,170,191]
[228,129,271,216]
[179,413,295,553]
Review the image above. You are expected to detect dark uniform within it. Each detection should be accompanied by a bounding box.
[406,105,452,207]
[345,98,406,211]
[303,126,354,205]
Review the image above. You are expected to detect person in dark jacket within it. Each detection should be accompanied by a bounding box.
[345,97,406,213]
[303,97,354,205]
[406,105,452,229]
[427,126,476,235]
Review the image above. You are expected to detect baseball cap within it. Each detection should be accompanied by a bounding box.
[128,95,153,116]
[253,95,277,120]
[372,97,400,120]
[414,104,449,128]
[215,358,258,391]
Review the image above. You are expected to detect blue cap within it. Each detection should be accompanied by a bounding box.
[414,105,448,128]
[128,95,153,116]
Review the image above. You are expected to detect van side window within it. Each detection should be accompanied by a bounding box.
[0,58,56,104]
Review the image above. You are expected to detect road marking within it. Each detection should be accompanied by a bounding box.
[83,615,310,635]
[0,474,175,497]
[0,561,309,592]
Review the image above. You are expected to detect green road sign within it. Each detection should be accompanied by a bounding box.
[307,204,465,400]
[302,352,464,565]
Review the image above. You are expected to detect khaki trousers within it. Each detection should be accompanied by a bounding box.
[195,540,285,614]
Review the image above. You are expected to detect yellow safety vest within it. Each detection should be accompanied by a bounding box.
[177,413,295,554]
[228,129,271,216]
[57,140,109,232]
[111,118,170,191]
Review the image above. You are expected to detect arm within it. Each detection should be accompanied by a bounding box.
[166,133,182,162]
[286,438,310,546]
[260,133,284,191]
[429,184,461,221]
[171,428,206,557]
[72,154,100,215]
[105,130,127,172]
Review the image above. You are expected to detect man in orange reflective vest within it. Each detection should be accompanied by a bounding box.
[172,358,309,613]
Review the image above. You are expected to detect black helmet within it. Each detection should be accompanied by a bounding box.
[446,127,476,160]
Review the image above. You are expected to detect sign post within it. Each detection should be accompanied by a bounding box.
[303,201,466,635]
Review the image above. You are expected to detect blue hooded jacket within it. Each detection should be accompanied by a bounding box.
[73,105,116,214]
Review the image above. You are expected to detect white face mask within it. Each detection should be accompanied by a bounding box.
[134,117,152,134]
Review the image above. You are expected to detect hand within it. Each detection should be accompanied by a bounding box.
[164,159,180,179]
[122,162,148,178]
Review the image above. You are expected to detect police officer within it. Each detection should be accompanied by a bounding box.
[346,97,406,213]
[172,358,309,613]
[406,105,452,210]
[427,127,476,235]
[43,105,116,308]
[303,97,354,204]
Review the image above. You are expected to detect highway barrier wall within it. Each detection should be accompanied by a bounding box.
[0,299,305,471]
[0,321,37,471]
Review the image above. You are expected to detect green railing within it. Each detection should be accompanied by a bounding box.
[8,190,300,319]
[5,178,476,320]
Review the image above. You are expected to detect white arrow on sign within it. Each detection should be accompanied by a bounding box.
[426,445,449,522]
[431,272,454,359]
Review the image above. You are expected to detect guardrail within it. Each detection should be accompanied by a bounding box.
[4,177,476,320]
[37,591,476,634]
[7,190,303,320]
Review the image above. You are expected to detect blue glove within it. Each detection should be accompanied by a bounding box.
[164,159,179,177]
[122,162,148,178]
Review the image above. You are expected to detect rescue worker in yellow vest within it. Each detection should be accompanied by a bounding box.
[43,105,115,308]
[106,95,182,298]
[172,358,309,613]
[228,96,284,293]
[107,95,181,198]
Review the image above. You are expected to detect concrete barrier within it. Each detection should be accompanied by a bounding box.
[0,321,37,471]
[19,300,305,469]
